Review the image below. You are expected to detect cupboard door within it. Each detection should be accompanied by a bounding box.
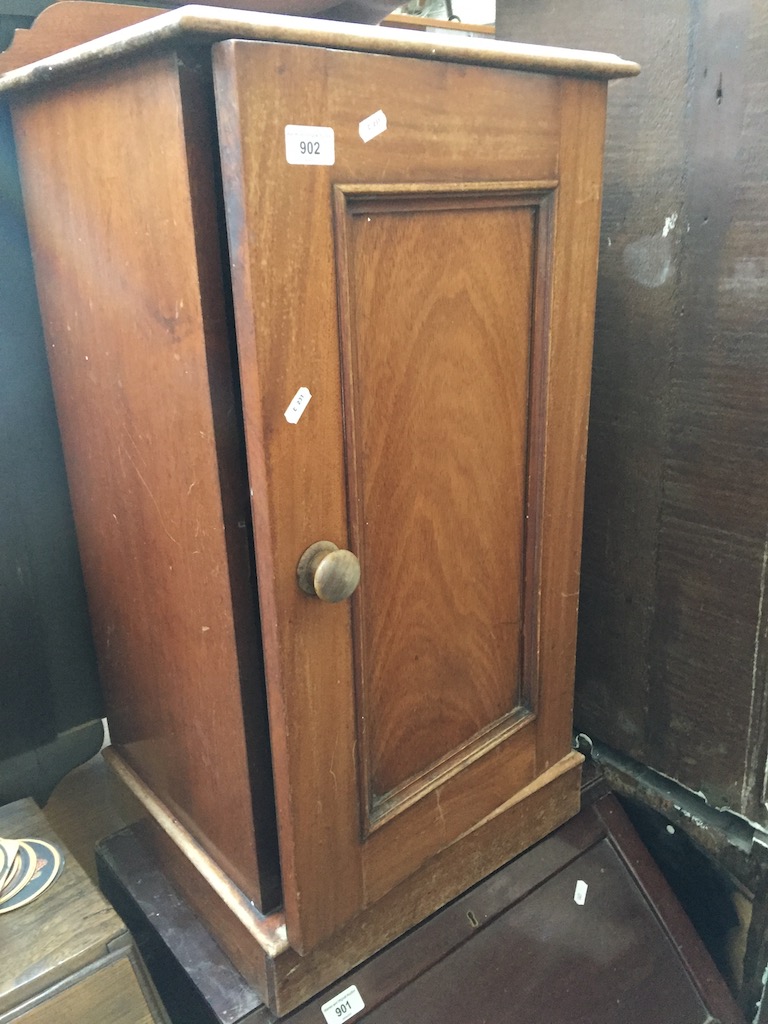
[214,40,605,953]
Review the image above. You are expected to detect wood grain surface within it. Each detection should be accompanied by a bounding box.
[10,955,156,1024]
[215,36,600,955]
[338,191,536,801]
[0,2,163,75]
[10,53,280,912]
[533,76,609,774]
[0,4,639,97]
[498,0,768,827]
[0,799,121,1016]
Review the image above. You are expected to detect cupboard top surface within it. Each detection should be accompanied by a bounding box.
[0,2,639,95]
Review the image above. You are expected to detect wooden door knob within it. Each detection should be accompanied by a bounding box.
[297,541,361,603]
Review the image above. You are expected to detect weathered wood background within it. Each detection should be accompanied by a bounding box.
[498,0,767,827]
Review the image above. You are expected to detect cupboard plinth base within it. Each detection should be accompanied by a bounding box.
[96,786,744,1024]
[105,746,582,1016]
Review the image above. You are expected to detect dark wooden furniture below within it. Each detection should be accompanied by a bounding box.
[96,788,745,1024]
[0,798,168,1024]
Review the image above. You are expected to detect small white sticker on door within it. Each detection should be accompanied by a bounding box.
[285,125,335,165]
[284,386,312,424]
[359,109,387,143]
[320,984,365,1024]
[574,879,588,906]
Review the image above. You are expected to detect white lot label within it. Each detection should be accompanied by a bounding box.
[574,879,589,906]
[359,109,387,143]
[321,984,365,1023]
[284,386,312,424]
[285,125,335,165]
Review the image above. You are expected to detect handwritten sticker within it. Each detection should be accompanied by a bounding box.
[321,984,365,1023]
[284,386,312,424]
[285,125,335,165]
[574,880,588,906]
[359,109,387,143]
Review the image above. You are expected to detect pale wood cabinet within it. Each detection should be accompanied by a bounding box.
[0,7,637,1014]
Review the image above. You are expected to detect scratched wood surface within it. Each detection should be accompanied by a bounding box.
[10,52,280,912]
[498,0,768,826]
[214,35,604,954]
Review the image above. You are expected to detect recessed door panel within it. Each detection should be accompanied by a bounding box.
[334,187,549,831]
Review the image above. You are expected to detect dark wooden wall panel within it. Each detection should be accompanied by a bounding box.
[647,0,766,820]
[0,102,102,766]
[497,0,768,823]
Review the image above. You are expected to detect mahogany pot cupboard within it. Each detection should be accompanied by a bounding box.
[0,7,638,1014]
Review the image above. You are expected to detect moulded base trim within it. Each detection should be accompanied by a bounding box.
[104,745,583,1016]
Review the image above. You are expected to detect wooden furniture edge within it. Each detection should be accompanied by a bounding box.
[593,793,747,1024]
[0,798,125,1017]
[0,2,165,75]
[265,751,583,1013]
[102,747,289,959]
[0,945,171,1024]
[109,746,581,1014]
[380,13,495,35]
[283,798,608,1022]
[0,3,639,95]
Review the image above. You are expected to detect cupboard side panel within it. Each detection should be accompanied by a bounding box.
[536,78,609,773]
[11,54,278,908]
